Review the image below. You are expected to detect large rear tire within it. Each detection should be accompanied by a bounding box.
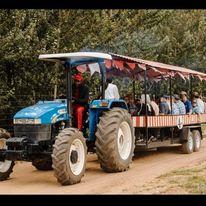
[95,108,135,172]
[192,130,201,152]
[0,130,15,181]
[52,128,87,185]
[182,130,194,154]
[32,158,53,171]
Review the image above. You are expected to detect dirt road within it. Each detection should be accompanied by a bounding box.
[1,140,206,194]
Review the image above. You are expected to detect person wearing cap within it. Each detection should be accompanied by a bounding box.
[169,96,179,115]
[192,99,200,114]
[193,92,205,113]
[159,95,170,115]
[105,77,120,100]
[72,73,89,131]
[180,91,192,114]
[164,95,171,112]
[174,94,186,115]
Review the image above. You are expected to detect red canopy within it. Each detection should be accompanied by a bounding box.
[104,53,206,81]
[39,52,206,81]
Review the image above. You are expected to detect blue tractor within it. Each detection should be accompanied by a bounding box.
[0,52,135,185]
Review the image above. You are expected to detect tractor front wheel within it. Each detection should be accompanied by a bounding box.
[0,130,15,181]
[95,108,135,172]
[52,128,87,185]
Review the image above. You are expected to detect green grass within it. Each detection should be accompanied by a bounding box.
[183,176,206,194]
[157,164,206,194]
[159,167,206,178]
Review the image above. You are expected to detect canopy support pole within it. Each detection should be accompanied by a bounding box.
[144,69,148,146]
[169,76,174,144]
[132,76,136,102]
[169,76,173,114]
[189,74,193,100]
[65,62,72,127]
[99,61,106,99]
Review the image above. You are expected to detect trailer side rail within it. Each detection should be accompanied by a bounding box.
[132,114,206,128]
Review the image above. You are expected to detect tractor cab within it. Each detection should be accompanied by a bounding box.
[38,52,128,138]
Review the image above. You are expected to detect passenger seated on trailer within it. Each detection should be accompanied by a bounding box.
[135,98,141,114]
[164,95,171,112]
[149,95,159,141]
[159,95,170,115]
[174,94,186,115]
[170,96,179,115]
[150,95,159,116]
[137,94,154,116]
[193,92,205,114]
[124,95,137,115]
[136,94,156,142]
[192,99,200,114]
[159,95,173,140]
[165,95,180,115]
[180,91,192,114]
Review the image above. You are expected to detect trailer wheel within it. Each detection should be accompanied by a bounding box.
[52,128,87,185]
[192,130,201,152]
[182,130,194,154]
[0,132,15,181]
[32,158,53,171]
[95,108,135,172]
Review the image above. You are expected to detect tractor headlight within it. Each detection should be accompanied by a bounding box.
[13,118,41,124]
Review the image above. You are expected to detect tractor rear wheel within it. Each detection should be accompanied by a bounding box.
[192,130,201,152]
[182,129,194,154]
[0,130,15,181]
[95,108,135,172]
[32,158,53,171]
[52,128,87,185]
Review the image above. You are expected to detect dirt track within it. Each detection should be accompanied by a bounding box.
[1,140,206,194]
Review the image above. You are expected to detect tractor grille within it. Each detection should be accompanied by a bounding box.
[14,124,51,142]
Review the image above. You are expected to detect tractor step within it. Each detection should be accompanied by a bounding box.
[0,149,6,161]
[5,150,27,161]
[6,137,28,149]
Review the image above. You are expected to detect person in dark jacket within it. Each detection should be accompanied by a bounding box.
[159,95,170,115]
[72,73,89,131]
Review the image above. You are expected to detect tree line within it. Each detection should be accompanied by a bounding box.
[1,9,206,129]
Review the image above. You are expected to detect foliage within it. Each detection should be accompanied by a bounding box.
[1,9,206,128]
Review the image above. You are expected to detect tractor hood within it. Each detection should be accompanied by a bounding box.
[14,99,69,124]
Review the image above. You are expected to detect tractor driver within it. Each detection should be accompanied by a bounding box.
[72,73,89,131]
